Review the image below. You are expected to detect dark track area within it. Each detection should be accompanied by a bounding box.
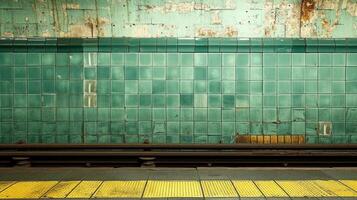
[0,144,356,167]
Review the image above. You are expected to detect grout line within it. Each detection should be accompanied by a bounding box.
[38,180,61,199]
[196,168,206,200]
[0,181,17,194]
[229,179,240,200]
[252,180,267,199]
[89,180,104,198]
[272,179,292,200]
[64,180,83,198]
[140,179,148,199]
[336,180,357,194]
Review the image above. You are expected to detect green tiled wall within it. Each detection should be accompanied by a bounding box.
[0,38,357,144]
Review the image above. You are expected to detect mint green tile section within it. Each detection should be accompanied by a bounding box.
[0,47,357,144]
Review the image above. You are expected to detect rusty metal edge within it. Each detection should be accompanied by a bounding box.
[1,144,357,150]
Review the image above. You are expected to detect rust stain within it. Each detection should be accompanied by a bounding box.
[264,29,271,37]
[271,136,278,144]
[319,9,340,37]
[3,32,14,37]
[194,3,210,11]
[300,0,315,22]
[298,135,305,144]
[346,1,357,16]
[263,136,270,144]
[51,0,60,36]
[60,25,91,37]
[196,28,217,37]
[235,135,251,143]
[278,136,285,144]
[263,0,275,37]
[133,25,151,37]
[60,16,109,37]
[235,135,304,144]
[42,31,51,37]
[251,136,258,144]
[196,26,237,37]
[85,18,96,37]
[63,3,80,9]
[140,2,215,13]
[292,136,300,144]
[224,26,238,37]
[284,135,292,144]
[322,19,329,30]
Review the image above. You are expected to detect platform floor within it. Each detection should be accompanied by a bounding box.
[0,167,357,199]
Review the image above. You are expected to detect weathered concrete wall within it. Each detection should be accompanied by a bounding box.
[0,0,356,38]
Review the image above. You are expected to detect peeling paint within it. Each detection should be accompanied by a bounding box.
[284,2,301,37]
[60,24,91,37]
[346,1,357,16]
[138,1,234,13]
[263,0,276,37]
[60,16,109,37]
[318,0,338,9]
[0,0,356,38]
[196,26,237,37]
[225,0,236,9]
[224,26,238,37]
[140,2,195,13]
[319,10,340,37]
[42,31,51,37]
[210,10,221,25]
[63,3,80,10]
[133,25,151,37]
[196,27,218,37]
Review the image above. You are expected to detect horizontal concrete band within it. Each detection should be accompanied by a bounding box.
[0,179,357,198]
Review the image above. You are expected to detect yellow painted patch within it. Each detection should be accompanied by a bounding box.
[94,181,146,198]
[276,180,333,197]
[66,181,102,198]
[43,181,80,198]
[232,180,263,197]
[309,180,357,197]
[0,181,58,199]
[0,182,15,192]
[201,180,237,197]
[254,180,288,197]
[143,180,202,198]
[340,180,357,192]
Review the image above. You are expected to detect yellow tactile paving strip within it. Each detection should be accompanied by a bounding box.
[143,180,202,198]
[0,182,15,193]
[0,181,58,199]
[66,181,102,198]
[0,180,356,198]
[308,180,357,197]
[201,180,237,197]
[232,180,263,197]
[43,181,80,198]
[276,180,333,197]
[94,181,146,198]
[340,180,357,191]
[255,180,289,197]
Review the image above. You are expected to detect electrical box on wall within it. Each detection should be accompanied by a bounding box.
[318,122,332,136]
